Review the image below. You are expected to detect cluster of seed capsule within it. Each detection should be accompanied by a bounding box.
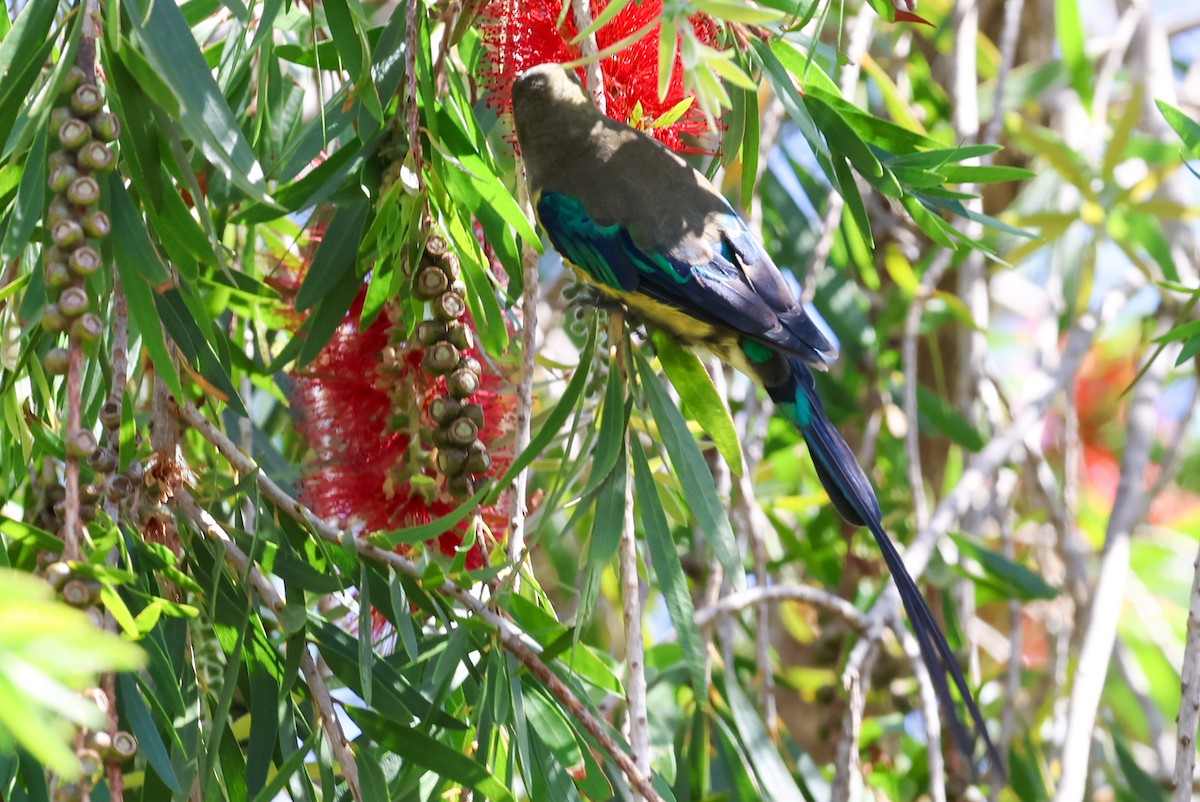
[36,554,139,799]
[41,66,118,375]
[413,236,492,497]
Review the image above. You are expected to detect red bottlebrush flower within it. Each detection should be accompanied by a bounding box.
[284,228,516,573]
[479,0,722,152]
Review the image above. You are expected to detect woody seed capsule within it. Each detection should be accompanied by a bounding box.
[414,266,449,301]
[61,578,91,607]
[68,246,102,277]
[459,403,485,428]
[89,110,121,142]
[43,347,70,375]
[83,209,111,238]
[46,261,73,289]
[432,290,466,322]
[445,321,474,350]
[47,196,74,224]
[78,140,115,173]
[105,474,133,500]
[71,312,103,342]
[66,174,101,206]
[447,366,481,399]
[57,117,91,149]
[71,84,104,116]
[61,66,87,96]
[51,218,84,249]
[49,106,72,132]
[447,416,478,447]
[65,428,98,458]
[42,305,70,334]
[465,443,492,474]
[435,447,467,476]
[48,163,78,193]
[59,287,89,316]
[447,474,475,498]
[80,483,101,503]
[422,341,460,376]
[415,319,447,345]
[429,395,461,425]
[88,446,118,474]
[109,731,139,762]
[99,400,121,429]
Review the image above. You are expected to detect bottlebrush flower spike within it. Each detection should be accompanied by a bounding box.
[284,230,515,572]
[479,0,722,152]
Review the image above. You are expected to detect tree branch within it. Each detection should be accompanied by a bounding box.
[172,399,666,802]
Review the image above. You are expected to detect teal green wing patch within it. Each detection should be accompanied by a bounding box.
[536,192,648,292]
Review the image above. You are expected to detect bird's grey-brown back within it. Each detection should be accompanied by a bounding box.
[511,63,728,248]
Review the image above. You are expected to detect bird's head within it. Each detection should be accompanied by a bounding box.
[511,63,595,126]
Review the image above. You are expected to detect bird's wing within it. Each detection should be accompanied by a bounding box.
[537,191,832,362]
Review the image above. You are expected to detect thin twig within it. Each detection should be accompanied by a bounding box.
[175,491,363,802]
[1054,344,1169,802]
[172,399,666,802]
[1174,540,1200,802]
[832,630,881,802]
[571,0,605,112]
[405,0,424,193]
[610,312,650,797]
[695,583,868,630]
[507,174,540,586]
[902,250,954,530]
[896,623,945,802]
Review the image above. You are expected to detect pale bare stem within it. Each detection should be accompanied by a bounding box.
[619,476,650,790]
[988,469,1022,802]
[571,0,605,112]
[1092,0,1146,133]
[1114,643,1171,775]
[172,400,667,802]
[833,632,881,802]
[1173,541,1200,802]
[903,251,954,530]
[896,624,945,802]
[982,0,1025,146]
[1054,346,1169,802]
[507,176,540,585]
[802,8,874,304]
[700,557,725,690]
[609,312,650,796]
[102,282,128,522]
[405,0,424,192]
[174,490,363,802]
[695,584,868,630]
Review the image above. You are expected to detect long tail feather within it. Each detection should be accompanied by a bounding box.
[768,357,1002,777]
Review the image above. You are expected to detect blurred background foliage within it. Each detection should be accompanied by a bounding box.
[0,0,1198,801]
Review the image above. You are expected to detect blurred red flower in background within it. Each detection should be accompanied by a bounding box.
[479,0,721,152]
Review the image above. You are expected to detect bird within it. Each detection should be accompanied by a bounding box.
[510,62,1000,775]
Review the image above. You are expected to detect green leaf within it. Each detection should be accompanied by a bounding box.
[652,332,744,476]
[123,0,275,205]
[350,706,517,802]
[1156,99,1200,157]
[635,349,744,591]
[723,673,808,802]
[0,123,45,260]
[914,384,986,452]
[631,438,705,692]
[296,201,368,311]
[0,0,57,155]
[694,0,786,23]
[368,481,492,548]
[948,533,1059,601]
[1055,0,1092,109]
[117,674,183,792]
